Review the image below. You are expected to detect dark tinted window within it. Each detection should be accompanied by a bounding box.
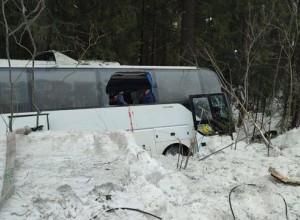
[0,68,30,113]
[34,68,99,110]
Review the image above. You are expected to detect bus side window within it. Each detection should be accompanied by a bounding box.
[0,69,30,113]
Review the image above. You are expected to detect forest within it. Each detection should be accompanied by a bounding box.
[1,0,300,133]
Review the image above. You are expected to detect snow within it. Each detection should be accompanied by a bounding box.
[0,129,299,219]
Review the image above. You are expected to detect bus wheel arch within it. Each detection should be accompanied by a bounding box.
[163,143,191,156]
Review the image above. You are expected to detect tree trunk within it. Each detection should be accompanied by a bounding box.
[291,96,300,128]
[180,0,195,65]
[34,0,54,54]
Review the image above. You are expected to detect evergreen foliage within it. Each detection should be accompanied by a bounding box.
[1,0,300,129]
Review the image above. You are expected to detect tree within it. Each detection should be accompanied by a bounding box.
[1,0,45,131]
[180,0,195,65]
[272,0,300,131]
[138,0,180,65]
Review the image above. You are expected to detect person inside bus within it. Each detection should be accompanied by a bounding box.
[139,89,156,104]
[110,92,127,105]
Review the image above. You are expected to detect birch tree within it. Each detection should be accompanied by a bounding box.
[1,0,45,131]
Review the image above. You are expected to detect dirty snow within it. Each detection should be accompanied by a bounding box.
[0,129,299,219]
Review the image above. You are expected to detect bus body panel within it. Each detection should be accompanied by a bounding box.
[0,104,199,155]
[154,125,192,155]
[154,125,191,142]
[133,129,156,155]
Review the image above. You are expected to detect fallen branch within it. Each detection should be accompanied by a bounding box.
[198,136,248,162]
[269,167,300,186]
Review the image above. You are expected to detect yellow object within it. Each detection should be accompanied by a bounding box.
[203,124,211,133]
[198,124,212,134]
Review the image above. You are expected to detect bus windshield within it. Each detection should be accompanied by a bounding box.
[190,94,234,136]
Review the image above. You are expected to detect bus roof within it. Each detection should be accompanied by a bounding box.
[0,60,198,70]
[0,51,197,70]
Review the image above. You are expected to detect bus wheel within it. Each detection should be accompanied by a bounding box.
[163,144,189,156]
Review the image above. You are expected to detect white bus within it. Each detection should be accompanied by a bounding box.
[0,52,234,155]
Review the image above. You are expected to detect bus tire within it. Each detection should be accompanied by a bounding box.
[163,144,190,156]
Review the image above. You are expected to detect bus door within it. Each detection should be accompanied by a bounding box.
[189,93,234,137]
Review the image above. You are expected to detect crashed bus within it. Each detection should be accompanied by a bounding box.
[0,52,234,155]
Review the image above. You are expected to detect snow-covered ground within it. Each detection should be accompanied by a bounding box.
[0,129,299,219]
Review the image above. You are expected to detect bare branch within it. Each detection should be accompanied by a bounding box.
[9,0,45,36]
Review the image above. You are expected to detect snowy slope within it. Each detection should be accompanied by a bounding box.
[0,129,299,219]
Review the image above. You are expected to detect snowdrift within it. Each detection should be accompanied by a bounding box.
[0,129,299,219]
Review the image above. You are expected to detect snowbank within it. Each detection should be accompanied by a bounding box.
[0,131,169,219]
[273,128,300,157]
[0,130,299,219]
